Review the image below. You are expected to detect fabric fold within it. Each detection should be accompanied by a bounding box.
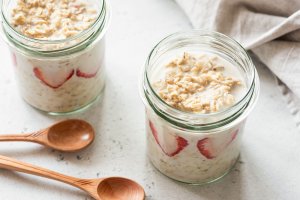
[175,0,300,125]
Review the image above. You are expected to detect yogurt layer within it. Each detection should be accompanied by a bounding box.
[146,110,244,183]
[152,52,246,113]
[12,40,105,112]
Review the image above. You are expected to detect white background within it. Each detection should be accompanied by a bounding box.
[0,0,299,199]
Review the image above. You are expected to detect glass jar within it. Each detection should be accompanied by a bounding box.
[140,30,260,184]
[0,0,110,114]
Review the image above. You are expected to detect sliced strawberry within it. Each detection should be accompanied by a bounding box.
[76,41,104,78]
[11,53,17,67]
[33,67,74,89]
[197,138,216,159]
[197,129,239,159]
[231,130,238,141]
[76,67,100,78]
[76,55,102,78]
[149,121,188,157]
[149,121,159,141]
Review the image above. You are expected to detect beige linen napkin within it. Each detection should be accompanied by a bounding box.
[175,0,300,127]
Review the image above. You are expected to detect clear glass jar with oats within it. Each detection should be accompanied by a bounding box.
[0,0,110,114]
[140,30,260,184]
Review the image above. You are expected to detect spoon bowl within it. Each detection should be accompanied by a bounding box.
[47,119,95,152]
[0,119,95,152]
[97,177,145,200]
[0,155,145,200]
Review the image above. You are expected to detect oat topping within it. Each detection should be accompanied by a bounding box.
[153,52,242,113]
[11,0,99,39]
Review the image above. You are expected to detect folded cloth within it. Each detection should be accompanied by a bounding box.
[175,0,300,126]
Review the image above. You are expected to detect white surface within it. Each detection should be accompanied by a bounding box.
[0,0,299,199]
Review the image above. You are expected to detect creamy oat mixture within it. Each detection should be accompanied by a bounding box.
[11,0,98,39]
[13,39,105,112]
[145,52,247,183]
[7,0,107,113]
[146,109,243,183]
[153,52,243,113]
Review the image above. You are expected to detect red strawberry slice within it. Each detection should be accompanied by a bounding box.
[76,42,104,78]
[197,129,239,159]
[231,130,238,141]
[149,121,188,157]
[76,65,101,78]
[11,53,17,67]
[76,68,99,78]
[197,138,216,159]
[34,67,74,89]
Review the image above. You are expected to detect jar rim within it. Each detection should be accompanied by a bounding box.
[140,30,260,130]
[0,0,110,55]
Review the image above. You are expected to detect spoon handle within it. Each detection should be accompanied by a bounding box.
[0,130,46,142]
[0,155,91,191]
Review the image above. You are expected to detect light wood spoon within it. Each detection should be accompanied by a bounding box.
[0,155,145,200]
[0,119,95,152]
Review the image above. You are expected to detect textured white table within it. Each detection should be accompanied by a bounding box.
[0,0,299,199]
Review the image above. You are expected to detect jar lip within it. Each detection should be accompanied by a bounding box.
[1,0,105,44]
[0,0,110,55]
[141,30,259,127]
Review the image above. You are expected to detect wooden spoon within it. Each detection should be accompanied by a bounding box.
[0,155,145,200]
[0,119,95,152]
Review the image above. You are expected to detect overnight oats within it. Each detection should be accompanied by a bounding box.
[140,30,260,184]
[0,0,110,114]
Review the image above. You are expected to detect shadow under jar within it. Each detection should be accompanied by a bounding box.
[140,30,260,184]
[0,0,110,114]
